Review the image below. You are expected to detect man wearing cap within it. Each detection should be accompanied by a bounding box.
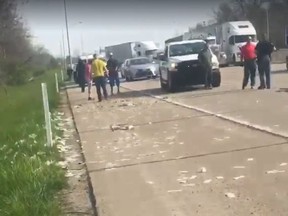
[91,54,108,102]
[240,36,257,89]
[255,34,275,89]
[106,53,120,95]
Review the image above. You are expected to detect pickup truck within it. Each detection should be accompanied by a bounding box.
[159,40,221,92]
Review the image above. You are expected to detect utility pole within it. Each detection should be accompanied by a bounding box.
[64,0,73,68]
[62,29,67,72]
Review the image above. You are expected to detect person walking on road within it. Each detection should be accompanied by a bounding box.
[255,34,275,89]
[91,54,108,102]
[240,36,257,90]
[107,53,120,95]
[76,58,86,93]
[198,42,213,89]
[85,59,93,100]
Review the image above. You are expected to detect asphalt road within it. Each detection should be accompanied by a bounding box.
[67,64,288,216]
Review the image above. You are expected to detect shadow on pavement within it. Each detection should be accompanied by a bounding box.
[276,88,288,93]
[272,70,287,74]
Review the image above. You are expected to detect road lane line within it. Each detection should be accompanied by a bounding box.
[121,86,288,140]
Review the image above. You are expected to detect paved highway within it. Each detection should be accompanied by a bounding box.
[67,63,288,216]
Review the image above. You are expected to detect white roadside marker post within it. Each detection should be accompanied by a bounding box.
[55,73,59,93]
[60,69,64,82]
[41,83,53,147]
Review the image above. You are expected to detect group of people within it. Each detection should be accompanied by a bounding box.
[240,34,275,90]
[198,34,275,90]
[74,53,121,102]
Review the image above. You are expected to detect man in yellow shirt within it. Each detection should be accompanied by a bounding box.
[91,54,108,102]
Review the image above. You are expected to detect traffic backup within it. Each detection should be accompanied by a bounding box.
[159,40,221,92]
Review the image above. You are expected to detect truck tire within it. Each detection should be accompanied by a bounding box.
[212,72,221,87]
[167,71,177,92]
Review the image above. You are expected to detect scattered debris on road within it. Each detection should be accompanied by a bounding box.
[198,167,207,173]
[146,181,154,185]
[203,179,212,184]
[110,124,134,131]
[265,170,285,174]
[233,175,245,180]
[280,163,287,166]
[225,192,236,199]
[190,175,197,180]
[216,176,224,180]
[247,158,254,161]
[179,171,189,174]
[167,189,182,193]
[233,166,246,169]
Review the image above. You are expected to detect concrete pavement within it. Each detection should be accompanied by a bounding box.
[67,64,288,216]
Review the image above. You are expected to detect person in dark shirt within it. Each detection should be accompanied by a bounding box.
[255,34,275,89]
[198,42,213,89]
[106,53,120,94]
[76,58,86,93]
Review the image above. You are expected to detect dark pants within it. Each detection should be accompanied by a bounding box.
[258,55,271,89]
[94,76,108,101]
[109,75,120,87]
[78,76,86,92]
[243,59,256,88]
[204,66,212,87]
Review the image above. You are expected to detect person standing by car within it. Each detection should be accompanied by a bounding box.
[107,53,120,95]
[240,36,257,90]
[76,58,86,92]
[91,54,108,102]
[255,34,275,89]
[198,42,213,89]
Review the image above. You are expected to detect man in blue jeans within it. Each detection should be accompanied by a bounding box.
[255,34,275,89]
[107,53,120,95]
[91,54,108,102]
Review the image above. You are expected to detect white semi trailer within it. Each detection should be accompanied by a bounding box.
[105,41,158,64]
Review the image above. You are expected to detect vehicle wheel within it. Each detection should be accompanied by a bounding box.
[212,72,221,87]
[167,71,177,92]
[160,76,167,90]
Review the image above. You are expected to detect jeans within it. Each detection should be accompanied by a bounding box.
[109,75,120,87]
[243,59,256,88]
[93,76,108,101]
[258,55,271,88]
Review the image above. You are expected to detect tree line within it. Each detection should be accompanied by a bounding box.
[0,0,59,86]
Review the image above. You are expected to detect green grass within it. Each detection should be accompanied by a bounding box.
[0,70,66,216]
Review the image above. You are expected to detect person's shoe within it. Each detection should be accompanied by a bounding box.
[258,86,265,90]
[88,97,94,101]
[251,86,254,89]
[242,85,246,90]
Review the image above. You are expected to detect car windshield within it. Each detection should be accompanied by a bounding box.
[234,35,256,43]
[169,42,206,57]
[130,58,150,65]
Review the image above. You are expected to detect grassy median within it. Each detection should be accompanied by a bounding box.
[0,70,66,216]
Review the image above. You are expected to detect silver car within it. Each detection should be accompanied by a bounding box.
[123,57,159,81]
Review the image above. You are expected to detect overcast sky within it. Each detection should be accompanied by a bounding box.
[18,0,224,57]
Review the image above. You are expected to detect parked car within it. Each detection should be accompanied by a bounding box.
[159,39,221,92]
[123,57,159,81]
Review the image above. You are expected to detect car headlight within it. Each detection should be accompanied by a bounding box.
[170,62,178,69]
